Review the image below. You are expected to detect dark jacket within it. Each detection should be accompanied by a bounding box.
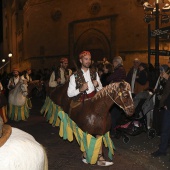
[126,67,139,85]
[159,77,170,110]
[100,73,112,87]
[106,64,126,84]
[135,69,148,85]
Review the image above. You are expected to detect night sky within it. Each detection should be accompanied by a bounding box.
[0,0,2,43]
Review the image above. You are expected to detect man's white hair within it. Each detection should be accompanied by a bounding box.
[113,56,123,65]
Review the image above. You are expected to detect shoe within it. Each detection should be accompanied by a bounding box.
[97,154,113,166]
[151,150,166,157]
[82,156,88,164]
[143,2,154,11]
[162,3,170,12]
[97,160,114,166]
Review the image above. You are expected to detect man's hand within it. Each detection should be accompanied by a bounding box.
[79,82,88,92]
[164,106,167,110]
[161,72,169,80]
[93,80,98,88]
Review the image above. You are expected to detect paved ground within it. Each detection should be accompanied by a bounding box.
[8,97,170,170]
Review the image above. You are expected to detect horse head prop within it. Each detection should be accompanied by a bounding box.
[69,81,134,136]
[105,81,134,117]
[8,79,28,106]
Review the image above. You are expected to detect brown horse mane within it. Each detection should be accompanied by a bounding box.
[92,83,116,101]
[92,81,130,101]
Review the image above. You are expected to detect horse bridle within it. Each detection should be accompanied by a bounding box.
[103,87,133,113]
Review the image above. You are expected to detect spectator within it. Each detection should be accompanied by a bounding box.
[107,56,126,137]
[100,63,113,87]
[106,56,126,84]
[126,58,140,96]
[134,62,149,94]
[151,71,170,157]
[153,63,170,135]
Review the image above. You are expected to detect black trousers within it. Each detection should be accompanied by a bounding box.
[159,109,170,153]
[153,107,164,136]
[110,105,123,135]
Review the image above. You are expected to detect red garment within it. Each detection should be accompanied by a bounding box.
[80,91,96,101]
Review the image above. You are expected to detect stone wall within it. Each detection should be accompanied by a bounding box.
[2,0,170,72]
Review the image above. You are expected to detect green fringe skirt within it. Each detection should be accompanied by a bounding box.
[41,97,115,164]
[8,98,31,121]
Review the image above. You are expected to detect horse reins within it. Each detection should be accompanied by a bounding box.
[97,87,133,113]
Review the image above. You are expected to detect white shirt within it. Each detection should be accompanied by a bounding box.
[67,69,102,97]
[21,74,32,82]
[49,68,72,87]
[131,68,137,93]
[7,76,20,89]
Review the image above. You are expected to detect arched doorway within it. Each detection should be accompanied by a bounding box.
[74,28,111,62]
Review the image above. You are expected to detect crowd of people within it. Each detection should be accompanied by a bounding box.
[0,52,170,166]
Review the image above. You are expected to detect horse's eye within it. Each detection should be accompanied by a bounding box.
[123,93,128,98]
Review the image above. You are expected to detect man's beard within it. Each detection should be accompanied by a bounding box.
[14,74,18,77]
[82,63,90,68]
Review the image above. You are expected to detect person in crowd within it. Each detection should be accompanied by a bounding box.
[134,62,149,94]
[106,56,126,137]
[100,63,113,87]
[7,68,21,90]
[67,51,113,166]
[106,56,126,84]
[154,64,170,104]
[21,68,32,82]
[102,57,109,65]
[148,63,157,90]
[153,63,170,135]
[151,71,170,157]
[126,58,141,96]
[49,57,72,87]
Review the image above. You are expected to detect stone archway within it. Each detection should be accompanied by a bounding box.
[74,28,111,62]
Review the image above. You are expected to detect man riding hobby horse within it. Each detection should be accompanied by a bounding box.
[67,51,113,166]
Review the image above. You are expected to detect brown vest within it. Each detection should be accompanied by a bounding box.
[72,69,96,101]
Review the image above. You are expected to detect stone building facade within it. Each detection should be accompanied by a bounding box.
[2,0,170,72]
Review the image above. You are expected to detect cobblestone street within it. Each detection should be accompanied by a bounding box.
[8,97,170,170]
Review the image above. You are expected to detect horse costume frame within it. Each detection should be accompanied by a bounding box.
[41,81,134,164]
[0,124,48,170]
[8,80,29,121]
[8,80,43,121]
